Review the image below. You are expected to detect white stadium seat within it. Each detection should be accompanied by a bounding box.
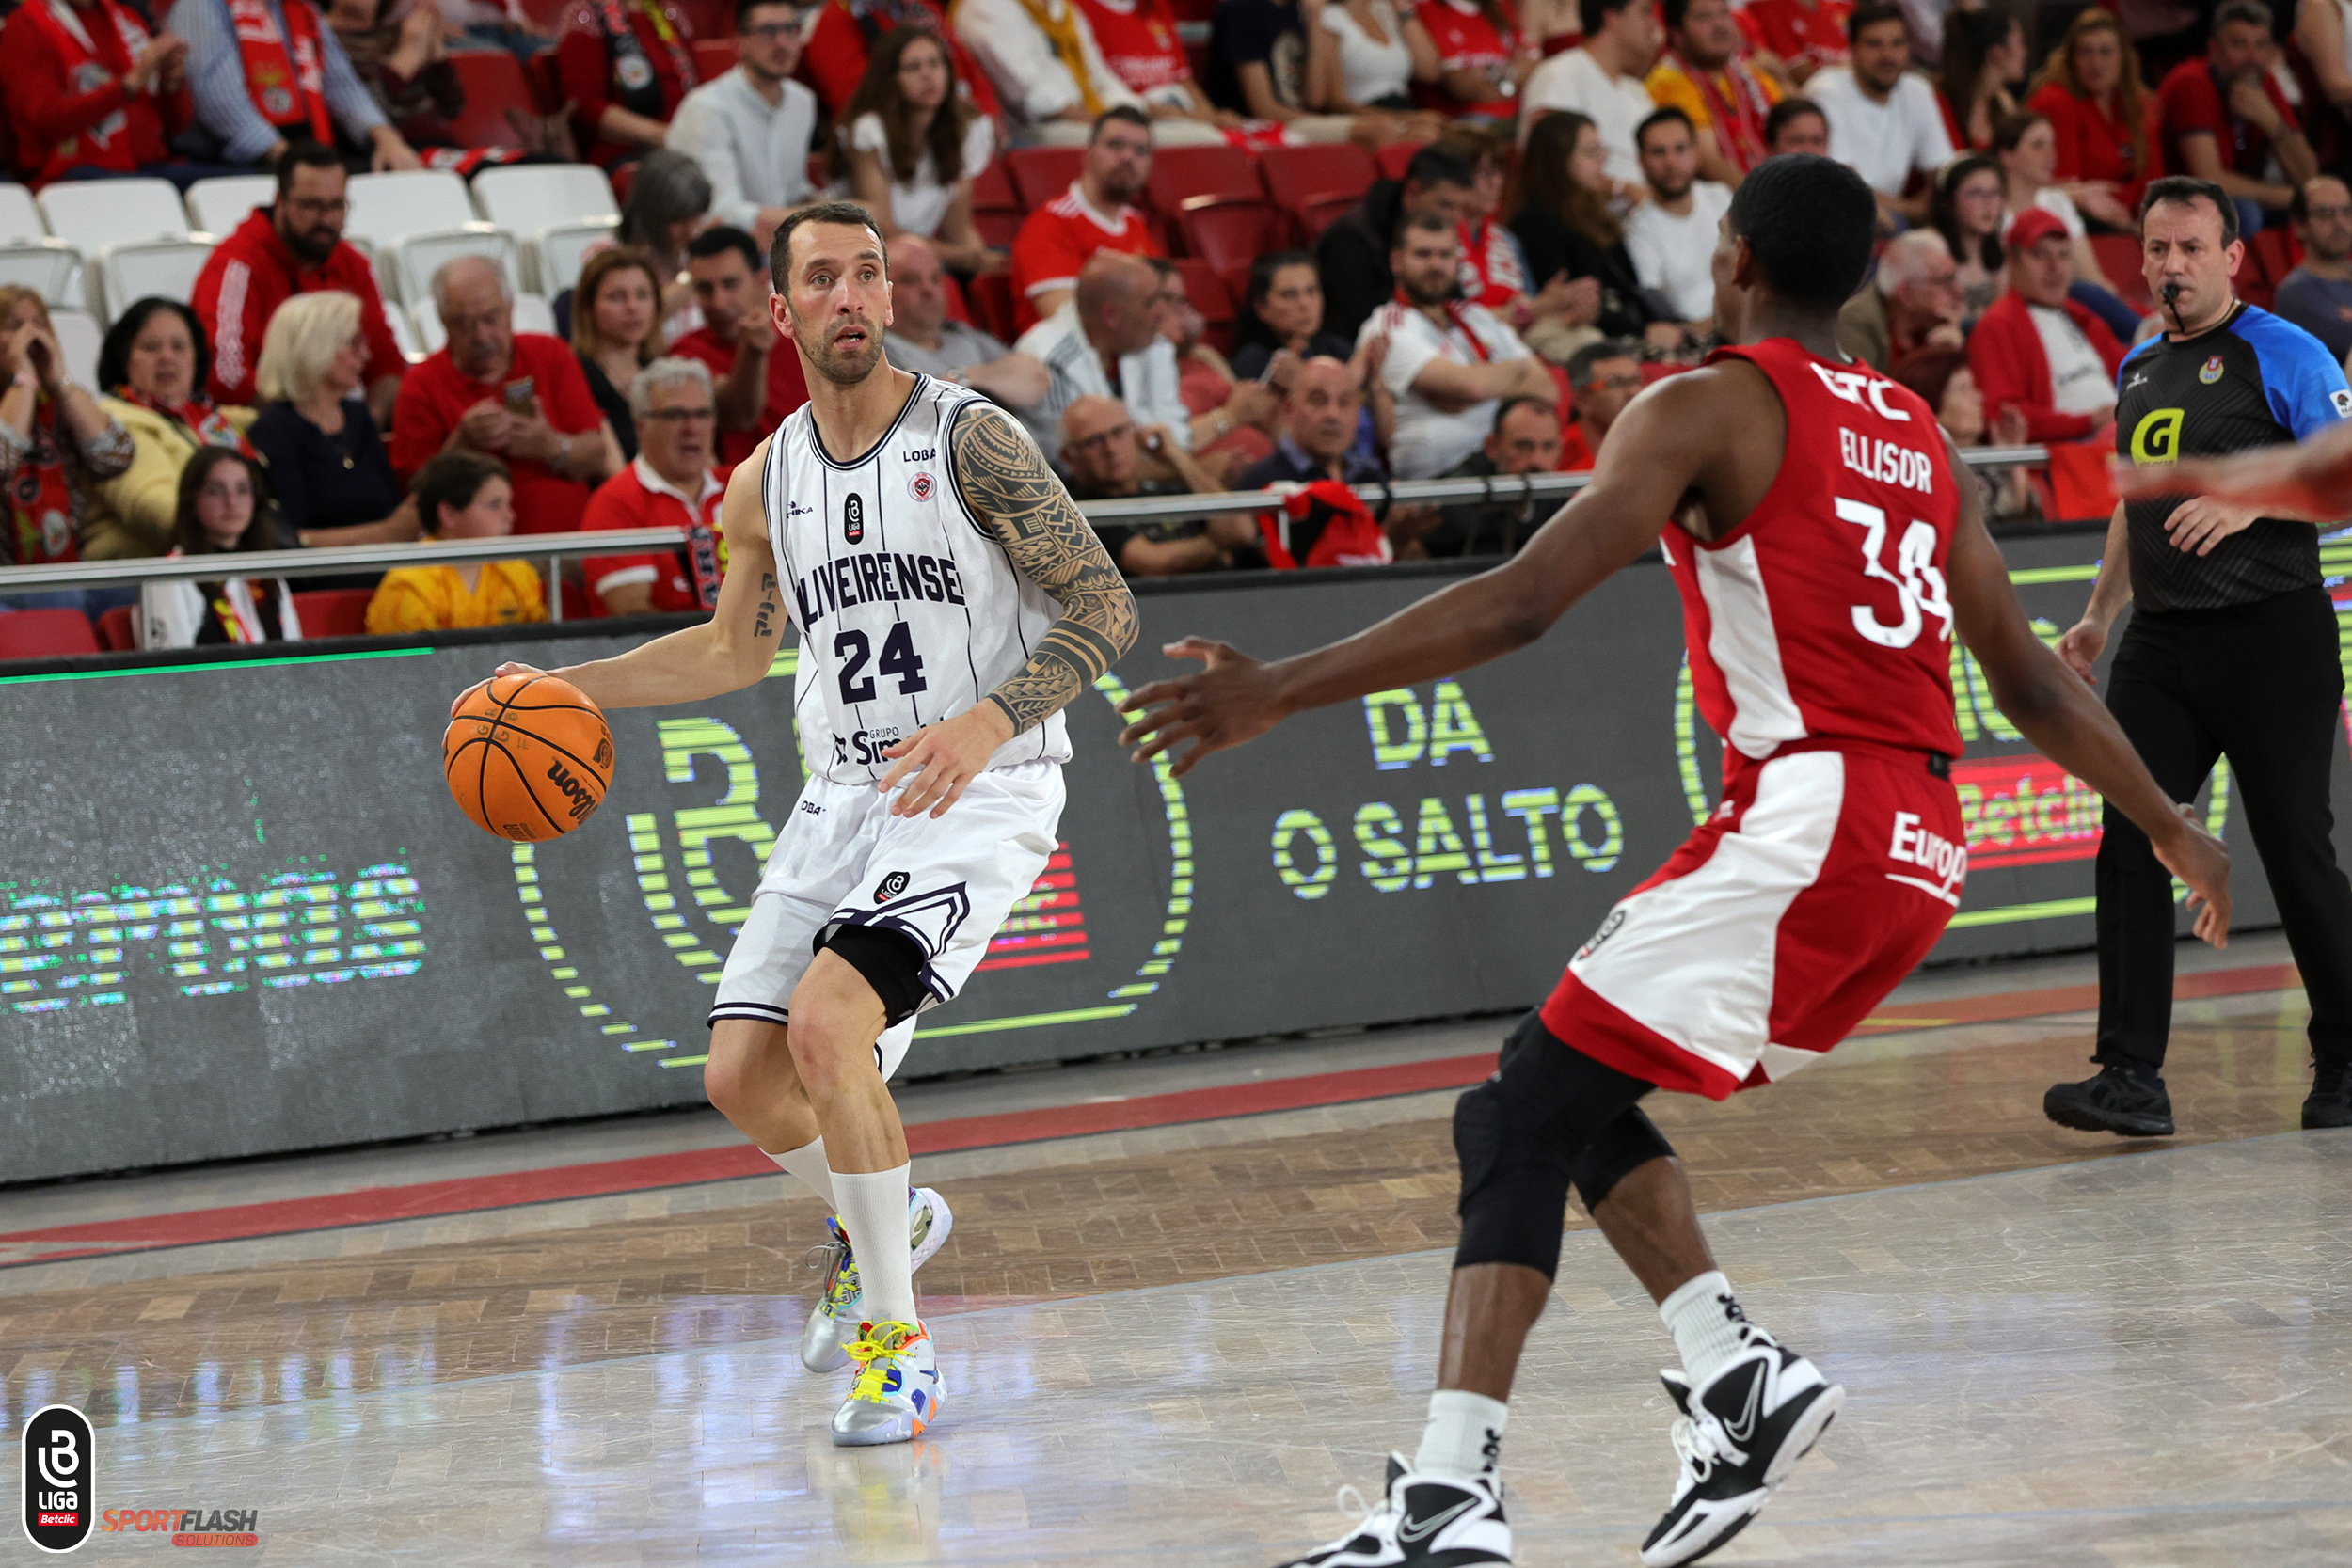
[532,216,618,298]
[38,178,189,251]
[510,293,557,338]
[345,170,476,248]
[392,225,524,314]
[98,239,216,320]
[0,183,47,243]
[0,244,83,308]
[185,175,278,237]
[470,166,619,294]
[50,308,101,389]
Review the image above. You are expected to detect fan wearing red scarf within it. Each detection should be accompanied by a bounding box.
[172,0,424,169]
[558,0,703,167]
[0,287,137,590]
[0,0,195,188]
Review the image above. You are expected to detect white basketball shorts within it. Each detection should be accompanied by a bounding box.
[709,759,1065,1079]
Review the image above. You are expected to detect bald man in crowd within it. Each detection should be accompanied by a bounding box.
[882,234,1050,411]
[1014,252,1194,470]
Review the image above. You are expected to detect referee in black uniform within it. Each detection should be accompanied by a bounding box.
[2048,176,2352,1137]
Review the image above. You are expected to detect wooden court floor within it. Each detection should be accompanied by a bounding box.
[0,987,2326,1433]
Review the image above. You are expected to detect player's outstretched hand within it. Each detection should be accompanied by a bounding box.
[1117,638,1285,776]
[2152,802,2232,949]
[2121,420,2352,520]
[878,704,1017,819]
[449,661,545,717]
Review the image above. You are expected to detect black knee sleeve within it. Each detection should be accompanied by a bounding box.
[1452,1011,1655,1280]
[1568,1106,1677,1213]
[820,923,930,1027]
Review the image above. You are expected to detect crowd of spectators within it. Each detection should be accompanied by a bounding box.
[16,0,2352,630]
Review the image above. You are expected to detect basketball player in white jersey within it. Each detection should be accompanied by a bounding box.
[475,200,1136,1446]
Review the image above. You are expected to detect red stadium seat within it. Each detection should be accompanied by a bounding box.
[96,605,135,651]
[524,49,565,115]
[609,160,638,205]
[1375,141,1427,182]
[0,609,101,658]
[1148,144,1265,214]
[691,38,739,82]
[1177,199,1288,289]
[443,53,538,150]
[1173,257,1237,355]
[293,589,375,638]
[675,0,734,38]
[1261,142,1375,211]
[1294,192,1359,242]
[1007,147,1086,213]
[972,158,1023,249]
[2249,227,2300,290]
[2089,233,2150,309]
[967,269,1017,341]
[942,267,971,324]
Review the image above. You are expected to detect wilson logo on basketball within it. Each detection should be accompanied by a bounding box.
[874,871,911,903]
[546,763,597,820]
[844,493,865,545]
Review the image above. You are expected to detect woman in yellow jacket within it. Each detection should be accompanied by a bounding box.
[366,451,549,633]
[85,300,261,560]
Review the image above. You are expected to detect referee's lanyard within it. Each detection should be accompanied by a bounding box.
[1396,291,1492,361]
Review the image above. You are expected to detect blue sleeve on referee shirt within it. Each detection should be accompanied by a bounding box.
[2233,306,2352,440]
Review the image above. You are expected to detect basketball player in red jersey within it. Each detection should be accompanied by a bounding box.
[1120,155,2234,1568]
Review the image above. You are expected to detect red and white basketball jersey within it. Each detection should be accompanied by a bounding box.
[1071,0,1193,92]
[1662,338,1964,763]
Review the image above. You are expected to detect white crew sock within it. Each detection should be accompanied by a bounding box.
[765,1137,837,1210]
[1413,1389,1509,1482]
[832,1165,918,1325]
[1660,1270,1752,1386]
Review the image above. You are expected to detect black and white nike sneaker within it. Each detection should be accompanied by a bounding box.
[1273,1453,1512,1567]
[1639,1339,1844,1567]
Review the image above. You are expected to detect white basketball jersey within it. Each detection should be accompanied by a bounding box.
[764,374,1071,786]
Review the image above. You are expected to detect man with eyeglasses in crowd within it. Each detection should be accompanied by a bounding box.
[666,0,819,249]
[1835,227,1963,372]
[2272,176,2352,366]
[1058,394,1258,576]
[580,356,731,615]
[189,143,405,421]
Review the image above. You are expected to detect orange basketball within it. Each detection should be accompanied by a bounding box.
[443,673,615,842]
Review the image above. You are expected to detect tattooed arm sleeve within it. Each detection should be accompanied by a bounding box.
[949,404,1139,736]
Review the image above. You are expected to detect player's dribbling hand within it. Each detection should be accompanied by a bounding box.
[2152,802,2232,949]
[878,703,1017,818]
[449,662,545,717]
[1117,638,1285,776]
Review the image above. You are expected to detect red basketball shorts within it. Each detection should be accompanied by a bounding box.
[1542,744,1965,1100]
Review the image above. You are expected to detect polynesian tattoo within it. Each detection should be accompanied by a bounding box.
[949,404,1139,735]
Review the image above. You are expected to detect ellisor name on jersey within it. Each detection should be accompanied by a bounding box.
[793,551,969,628]
[1838,428,1934,495]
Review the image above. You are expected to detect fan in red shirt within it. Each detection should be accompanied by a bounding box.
[2025,7,2163,224]
[1071,0,1240,126]
[1737,0,1849,83]
[389,257,625,535]
[1009,106,1162,334]
[0,0,194,188]
[666,226,811,467]
[581,357,731,615]
[187,148,405,420]
[556,0,700,168]
[798,0,998,120]
[2156,2,2317,224]
[1415,0,1527,114]
[1964,207,2125,444]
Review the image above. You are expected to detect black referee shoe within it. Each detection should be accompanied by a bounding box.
[2304,1059,2352,1131]
[2043,1062,2175,1138]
